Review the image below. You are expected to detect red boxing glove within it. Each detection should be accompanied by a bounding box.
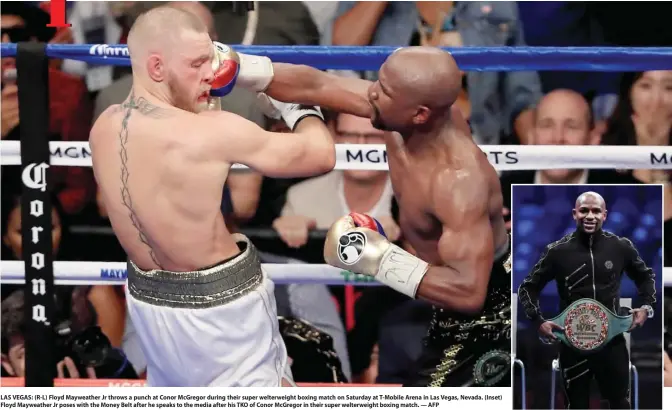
[349,213,388,239]
[210,42,240,97]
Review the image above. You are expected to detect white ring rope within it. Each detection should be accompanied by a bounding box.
[4,261,669,287]
[0,261,378,286]
[2,141,671,170]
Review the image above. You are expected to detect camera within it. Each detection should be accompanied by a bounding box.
[54,321,137,379]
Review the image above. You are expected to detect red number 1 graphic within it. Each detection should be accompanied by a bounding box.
[47,0,72,28]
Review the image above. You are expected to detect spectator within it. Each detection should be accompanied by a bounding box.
[302,1,339,41]
[602,71,672,184]
[1,2,96,216]
[331,1,542,145]
[273,112,398,248]
[207,1,320,46]
[53,1,123,92]
[1,189,127,348]
[1,289,136,380]
[499,89,640,211]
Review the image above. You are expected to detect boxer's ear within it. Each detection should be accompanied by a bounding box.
[146,54,165,82]
[412,106,430,125]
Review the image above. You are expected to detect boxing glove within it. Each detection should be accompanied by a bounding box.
[324,213,429,298]
[256,93,324,131]
[210,42,274,97]
[210,42,240,97]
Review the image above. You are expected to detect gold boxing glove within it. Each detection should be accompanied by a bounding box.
[323,213,429,298]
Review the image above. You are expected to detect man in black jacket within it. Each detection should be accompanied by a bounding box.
[518,191,656,409]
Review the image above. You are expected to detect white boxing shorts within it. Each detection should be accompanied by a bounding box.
[125,234,294,387]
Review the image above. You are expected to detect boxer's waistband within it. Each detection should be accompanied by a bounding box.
[127,234,263,309]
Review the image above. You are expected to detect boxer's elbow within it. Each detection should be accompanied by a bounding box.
[307,142,336,175]
[320,143,337,172]
[443,283,486,315]
[287,136,335,177]
[422,267,487,314]
[463,288,487,314]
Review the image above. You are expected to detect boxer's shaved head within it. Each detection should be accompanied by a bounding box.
[368,47,462,133]
[128,6,215,113]
[128,6,207,63]
[385,47,461,108]
[575,191,606,209]
[167,1,217,40]
[573,191,607,234]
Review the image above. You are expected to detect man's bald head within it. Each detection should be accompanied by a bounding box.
[369,47,462,132]
[575,191,606,209]
[535,89,594,134]
[573,191,607,234]
[382,47,462,108]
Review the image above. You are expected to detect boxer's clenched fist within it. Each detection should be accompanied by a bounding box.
[256,93,324,131]
[210,42,241,97]
[210,41,274,97]
[324,213,429,298]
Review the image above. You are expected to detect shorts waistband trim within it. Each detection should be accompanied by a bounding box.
[127,234,263,309]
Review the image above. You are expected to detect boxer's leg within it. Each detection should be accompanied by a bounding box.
[558,345,592,409]
[236,268,292,387]
[593,336,631,409]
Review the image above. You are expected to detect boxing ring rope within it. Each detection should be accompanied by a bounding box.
[3,42,672,390]
[2,44,672,71]
[3,262,672,288]
[3,140,672,171]
[0,261,378,286]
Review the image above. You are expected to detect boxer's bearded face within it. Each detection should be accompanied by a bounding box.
[167,34,215,113]
[167,70,196,112]
[572,197,606,234]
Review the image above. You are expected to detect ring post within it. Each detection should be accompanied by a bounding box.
[17,41,56,387]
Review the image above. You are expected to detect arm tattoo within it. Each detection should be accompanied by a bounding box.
[118,92,166,268]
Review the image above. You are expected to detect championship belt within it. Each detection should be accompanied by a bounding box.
[548,298,633,352]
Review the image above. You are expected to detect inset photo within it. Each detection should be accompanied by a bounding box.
[511,184,663,410]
